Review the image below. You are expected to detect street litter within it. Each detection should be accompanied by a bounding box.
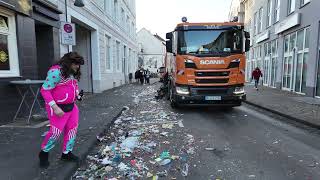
[160,151,171,159]
[147,172,153,177]
[159,159,171,166]
[181,163,189,177]
[162,123,174,129]
[160,132,169,136]
[118,162,130,171]
[101,158,113,165]
[187,147,195,154]
[120,137,139,152]
[178,121,184,128]
[72,86,197,179]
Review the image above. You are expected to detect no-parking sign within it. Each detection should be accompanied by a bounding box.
[61,22,76,45]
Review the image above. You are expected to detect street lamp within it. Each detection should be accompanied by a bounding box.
[64,0,85,52]
[65,0,85,22]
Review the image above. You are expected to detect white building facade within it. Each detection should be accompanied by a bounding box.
[230,0,320,97]
[137,28,166,73]
[58,0,138,93]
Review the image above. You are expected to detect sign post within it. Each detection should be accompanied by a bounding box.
[61,22,76,46]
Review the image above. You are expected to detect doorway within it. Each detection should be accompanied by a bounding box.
[73,24,93,93]
[35,21,55,79]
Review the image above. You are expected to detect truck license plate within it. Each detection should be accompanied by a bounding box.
[205,96,221,101]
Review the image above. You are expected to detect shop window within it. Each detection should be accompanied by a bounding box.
[0,10,19,78]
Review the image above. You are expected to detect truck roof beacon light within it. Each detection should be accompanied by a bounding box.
[182,17,188,23]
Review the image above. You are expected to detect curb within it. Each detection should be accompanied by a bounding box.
[244,100,320,130]
[62,107,127,180]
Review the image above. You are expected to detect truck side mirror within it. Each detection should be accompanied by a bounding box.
[245,39,250,52]
[166,40,173,53]
[166,32,173,40]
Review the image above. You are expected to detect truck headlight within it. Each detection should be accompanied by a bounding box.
[185,59,197,68]
[176,86,190,95]
[234,86,245,95]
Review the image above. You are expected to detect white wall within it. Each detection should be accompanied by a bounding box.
[137,28,166,73]
[58,0,138,92]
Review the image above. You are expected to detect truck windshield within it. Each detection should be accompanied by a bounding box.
[178,29,243,56]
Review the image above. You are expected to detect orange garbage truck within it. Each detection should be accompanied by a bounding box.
[165,18,250,107]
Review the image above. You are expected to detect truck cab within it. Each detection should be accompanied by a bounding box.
[165,20,250,107]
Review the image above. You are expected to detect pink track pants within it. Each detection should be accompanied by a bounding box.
[41,105,79,153]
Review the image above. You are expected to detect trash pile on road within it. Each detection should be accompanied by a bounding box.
[73,86,198,179]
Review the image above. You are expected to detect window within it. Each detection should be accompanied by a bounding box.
[123,45,126,73]
[105,35,111,70]
[105,0,111,14]
[275,0,280,22]
[113,0,118,21]
[288,0,295,14]
[121,8,125,26]
[301,0,311,6]
[0,10,19,77]
[128,48,131,72]
[131,22,135,36]
[116,41,120,70]
[254,12,258,35]
[126,16,130,33]
[267,0,272,27]
[282,27,310,93]
[258,8,263,33]
[177,29,243,55]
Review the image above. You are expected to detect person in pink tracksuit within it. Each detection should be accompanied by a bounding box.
[38,52,84,168]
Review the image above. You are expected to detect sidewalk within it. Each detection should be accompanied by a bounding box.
[244,84,320,128]
[0,83,149,180]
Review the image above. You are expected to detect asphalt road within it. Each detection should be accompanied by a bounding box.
[170,99,320,180]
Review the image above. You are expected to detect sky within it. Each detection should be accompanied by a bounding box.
[136,0,233,39]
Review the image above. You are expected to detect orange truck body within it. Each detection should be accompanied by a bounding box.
[165,22,249,107]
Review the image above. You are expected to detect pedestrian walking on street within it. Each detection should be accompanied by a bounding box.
[129,73,133,83]
[139,69,144,85]
[134,70,139,83]
[38,52,84,168]
[252,67,263,90]
[144,69,151,85]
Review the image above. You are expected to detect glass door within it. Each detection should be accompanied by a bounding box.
[283,35,292,89]
[263,42,271,86]
[270,40,278,87]
[282,28,309,93]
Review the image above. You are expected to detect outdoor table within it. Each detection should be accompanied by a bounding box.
[10,80,45,124]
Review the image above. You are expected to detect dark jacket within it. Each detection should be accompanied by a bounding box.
[252,69,263,80]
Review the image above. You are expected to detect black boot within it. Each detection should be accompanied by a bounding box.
[61,152,79,162]
[38,151,50,168]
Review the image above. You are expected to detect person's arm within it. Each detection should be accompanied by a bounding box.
[40,69,64,117]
